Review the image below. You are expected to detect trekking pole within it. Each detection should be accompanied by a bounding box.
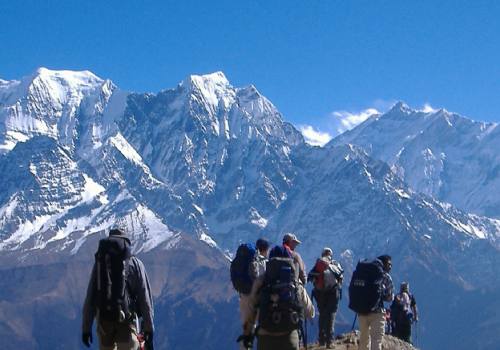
[305,319,308,350]
[415,321,419,348]
[136,316,145,350]
[351,314,357,331]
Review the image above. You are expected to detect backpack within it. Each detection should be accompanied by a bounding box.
[391,293,413,325]
[312,258,343,291]
[348,259,385,314]
[95,235,133,322]
[230,243,256,294]
[258,257,303,333]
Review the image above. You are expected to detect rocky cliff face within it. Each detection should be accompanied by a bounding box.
[1,69,499,350]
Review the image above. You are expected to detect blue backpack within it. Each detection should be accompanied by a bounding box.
[230,243,256,294]
[258,256,302,333]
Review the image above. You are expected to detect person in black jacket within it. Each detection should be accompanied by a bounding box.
[82,229,155,350]
[357,255,394,350]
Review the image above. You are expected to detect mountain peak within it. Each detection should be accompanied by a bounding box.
[389,101,413,114]
[0,68,105,108]
[179,71,235,112]
[236,84,262,101]
[19,67,108,109]
[29,67,104,88]
[181,71,230,91]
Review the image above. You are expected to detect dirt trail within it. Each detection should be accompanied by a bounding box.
[303,331,418,350]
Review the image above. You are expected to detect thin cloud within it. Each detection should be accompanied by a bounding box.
[420,103,437,113]
[297,103,384,146]
[299,125,332,147]
[331,108,379,134]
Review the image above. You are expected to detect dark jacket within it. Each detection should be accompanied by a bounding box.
[82,256,154,333]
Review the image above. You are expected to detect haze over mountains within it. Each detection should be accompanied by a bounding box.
[0,68,499,350]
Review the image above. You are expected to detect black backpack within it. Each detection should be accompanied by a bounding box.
[258,257,303,333]
[95,235,133,322]
[348,259,385,314]
[230,243,256,295]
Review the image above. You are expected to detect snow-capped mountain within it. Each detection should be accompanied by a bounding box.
[0,69,201,254]
[0,68,116,153]
[0,69,499,350]
[330,102,500,218]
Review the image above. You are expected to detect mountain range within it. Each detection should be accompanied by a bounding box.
[0,68,499,349]
[331,102,500,218]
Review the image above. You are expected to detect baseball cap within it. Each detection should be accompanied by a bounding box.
[322,247,333,257]
[283,233,301,244]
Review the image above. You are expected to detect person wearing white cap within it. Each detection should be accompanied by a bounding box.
[282,233,307,285]
[390,282,418,344]
[308,247,344,348]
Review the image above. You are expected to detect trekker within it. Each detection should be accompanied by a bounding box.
[308,247,344,348]
[348,255,394,350]
[282,233,307,285]
[231,238,270,350]
[82,229,154,350]
[391,282,418,343]
[251,238,271,280]
[246,245,315,350]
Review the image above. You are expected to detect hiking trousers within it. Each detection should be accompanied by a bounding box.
[239,293,255,349]
[257,330,300,350]
[97,319,140,350]
[393,320,412,343]
[314,289,339,343]
[358,312,385,350]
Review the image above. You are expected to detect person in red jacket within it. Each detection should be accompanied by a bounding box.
[308,247,344,348]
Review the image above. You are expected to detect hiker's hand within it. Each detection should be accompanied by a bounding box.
[82,332,92,347]
[144,331,154,350]
[237,334,253,349]
[243,335,253,349]
[241,335,253,349]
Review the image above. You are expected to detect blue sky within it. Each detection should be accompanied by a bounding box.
[1,0,499,142]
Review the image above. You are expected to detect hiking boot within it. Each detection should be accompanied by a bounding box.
[326,341,333,349]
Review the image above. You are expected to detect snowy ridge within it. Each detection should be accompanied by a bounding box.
[330,102,500,218]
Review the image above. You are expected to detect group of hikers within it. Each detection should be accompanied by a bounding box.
[78,228,418,350]
[231,233,419,350]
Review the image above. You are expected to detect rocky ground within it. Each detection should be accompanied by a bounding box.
[304,331,418,350]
